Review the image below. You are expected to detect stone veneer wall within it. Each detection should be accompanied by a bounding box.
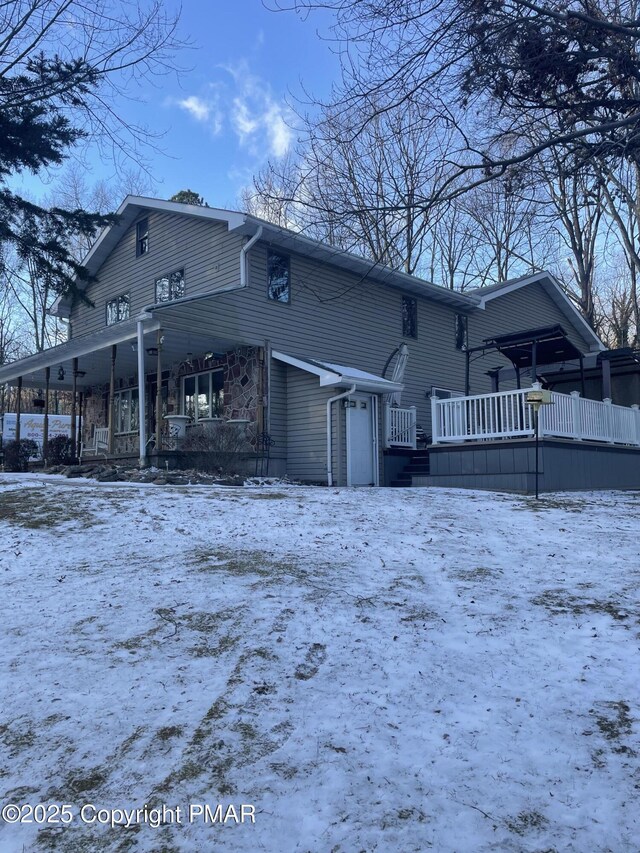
[81,346,262,453]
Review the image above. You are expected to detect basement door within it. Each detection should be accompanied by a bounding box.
[346,393,378,486]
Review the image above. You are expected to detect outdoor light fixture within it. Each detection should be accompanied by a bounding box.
[526,384,554,500]
[57,366,65,381]
[131,343,138,353]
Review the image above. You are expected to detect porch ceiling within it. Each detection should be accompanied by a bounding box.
[0,322,239,391]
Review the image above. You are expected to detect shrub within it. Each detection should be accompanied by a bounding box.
[180,422,251,474]
[46,434,74,465]
[3,439,40,472]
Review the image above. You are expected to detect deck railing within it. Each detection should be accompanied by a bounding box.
[384,404,417,449]
[432,388,640,447]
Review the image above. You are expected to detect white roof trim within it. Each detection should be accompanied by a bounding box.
[272,351,404,393]
[476,272,605,352]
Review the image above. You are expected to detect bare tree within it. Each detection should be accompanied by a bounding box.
[269,0,640,214]
[0,0,186,301]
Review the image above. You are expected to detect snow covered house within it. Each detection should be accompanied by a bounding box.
[1,196,638,490]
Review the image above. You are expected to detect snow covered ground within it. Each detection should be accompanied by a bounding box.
[0,474,638,853]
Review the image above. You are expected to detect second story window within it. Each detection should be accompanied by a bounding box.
[136,218,149,257]
[455,314,468,350]
[267,250,290,303]
[106,293,130,326]
[155,268,185,303]
[402,296,417,338]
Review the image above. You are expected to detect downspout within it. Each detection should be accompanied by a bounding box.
[240,225,263,288]
[326,384,356,487]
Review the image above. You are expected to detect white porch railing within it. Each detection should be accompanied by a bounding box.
[384,404,417,449]
[432,388,640,447]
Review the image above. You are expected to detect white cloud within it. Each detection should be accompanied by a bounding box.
[264,105,292,158]
[232,98,259,138]
[225,61,294,158]
[178,96,210,122]
[173,63,294,160]
[175,92,223,136]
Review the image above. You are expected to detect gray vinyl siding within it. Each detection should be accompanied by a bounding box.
[70,212,242,336]
[269,358,287,460]
[286,367,333,483]
[472,285,592,352]
[243,243,468,437]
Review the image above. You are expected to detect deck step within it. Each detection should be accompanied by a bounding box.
[405,463,430,474]
[389,449,430,487]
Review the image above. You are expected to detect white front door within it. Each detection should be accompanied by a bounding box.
[347,394,377,486]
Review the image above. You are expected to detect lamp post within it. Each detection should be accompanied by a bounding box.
[526,384,554,499]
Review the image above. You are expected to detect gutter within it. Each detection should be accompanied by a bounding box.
[326,384,356,487]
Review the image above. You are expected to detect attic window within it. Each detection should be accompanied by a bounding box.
[136,218,149,257]
[402,296,417,338]
[106,293,130,326]
[155,268,185,303]
[267,250,290,303]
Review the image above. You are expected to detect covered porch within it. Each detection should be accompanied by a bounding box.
[0,312,259,467]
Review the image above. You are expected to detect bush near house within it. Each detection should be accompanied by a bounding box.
[45,435,74,466]
[179,422,252,475]
[3,439,40,472]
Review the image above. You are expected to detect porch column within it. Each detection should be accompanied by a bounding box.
[43,367,50,464]
[108,345,116,453]
[580,355,586,398]
[155,330,163,451]
[71,358,78,459]
[78,392,84,456]
[15,376,22,442]
[137,320,147,467]
[531,341,538,384]
[257,345,265,435]
[601,356,612,401]
[464,350,470,396]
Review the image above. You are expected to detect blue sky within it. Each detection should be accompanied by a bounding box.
[17,0,341,211]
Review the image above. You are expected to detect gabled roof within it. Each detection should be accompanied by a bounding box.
[272,351,403,393]
[52,196,480,316]
[468,272,604,352]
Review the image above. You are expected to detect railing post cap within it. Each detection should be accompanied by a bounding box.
[604,397,612,404]
[631,404,639,411]
[532,381,542,390]
[570,390,581,397]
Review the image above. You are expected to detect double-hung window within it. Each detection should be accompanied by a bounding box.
[182,369,224,421]
[136,218,149,256]
[455,314,468,350]
[106,293,130,325]
[402,296,417,339]
[155,268,185,303]
[267,250,290,303]
[114,389,139,433]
